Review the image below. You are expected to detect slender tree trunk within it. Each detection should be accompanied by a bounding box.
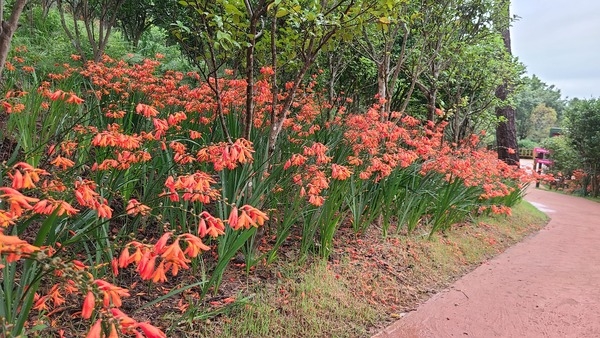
[0,0,28,81]
[495,3,519,166]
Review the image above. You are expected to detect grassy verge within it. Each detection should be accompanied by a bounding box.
[156,201,548,337]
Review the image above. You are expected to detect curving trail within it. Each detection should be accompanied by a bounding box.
[374,187,600,338]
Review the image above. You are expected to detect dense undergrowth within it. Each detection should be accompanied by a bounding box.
[0,46,531,337]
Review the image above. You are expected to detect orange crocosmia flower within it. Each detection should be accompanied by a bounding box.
[50,155,75,170]
[48,284,66,307]
[236,210,256,230]
[284,154,307,170]
[126,199,151,216]
[94,201,113,219]
[135,322,167,338]
[9,169,25,189]
[81,291,95,319]
[151,261,168,283]
[66,92,84,104]
[137,250,157,280]
[153,117,168,131]
[308,194,324,206]
[161,240,189,267]
[259,66,275,76]
[136,103,159,117]
[48,90,66,101]
[0,232,39,262]
[0,210,16,228]
[240,205,269,226]
[34,199,79,216]
[227,206,239,230]
[198,218,208,238]
[11,162,48,189]
[32,199,54,215]
[180,233,210,258]
[108,323,119,338]
[94,279,130,308]
[200,212,225,238]
[110,257,119,277]
[12,103,25,113]
[189,130,202,139]
[33,293,49,311]
[56,200,79,216]
[118,246,131,268]
[153,232,172,253]
[74,180,99,207]
[1,101,12,113]
[110,308,137,330]
[86,319,102,338]
[0,187,39,216]
[232,138,254,164]
[331,164,352,180]
[127,245,145,266]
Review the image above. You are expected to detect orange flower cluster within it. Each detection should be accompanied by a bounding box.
[87,309,166,338]
[73,180,113,219]
[196,138,255,171]
[117,232,211,283]
[91,123,145,150]
[419,135,529,205]
[29,256,165,338]
[163,172,219,203]
[285,142,355,206]
[0,187,40,218]
[126,199,152,216]
[227,205,269,230]
[197,211,226,238]
[343,106,439,181]
[46,89,85,104]
[9,162,49,190]
[93,150,152,171]
[0,232,39,268]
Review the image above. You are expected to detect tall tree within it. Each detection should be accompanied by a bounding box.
[116,0,153,48]
[56,0,125,62]
[494,0,519,165]
[440,33,516,143]
[0,0,28,80]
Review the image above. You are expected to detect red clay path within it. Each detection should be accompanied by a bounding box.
[374,187,600,338]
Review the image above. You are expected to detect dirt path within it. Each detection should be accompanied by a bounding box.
[374,188,600,338]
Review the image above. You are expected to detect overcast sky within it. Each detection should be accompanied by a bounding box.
[510,1,600,99]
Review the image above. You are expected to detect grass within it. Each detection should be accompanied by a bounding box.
[155,200,549,337]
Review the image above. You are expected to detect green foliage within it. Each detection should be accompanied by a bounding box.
[517,138,538,150]
[441,33,519,142]
[564,98,600,196]
[125,26,193,72]
[540,136,580,176]
[527,103,557,142]
[12,7,75,73]
[514,75,565,140]
[12,6,130,76]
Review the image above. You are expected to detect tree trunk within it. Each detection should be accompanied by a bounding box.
[0,0,28,81]
[495,4,519,166]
